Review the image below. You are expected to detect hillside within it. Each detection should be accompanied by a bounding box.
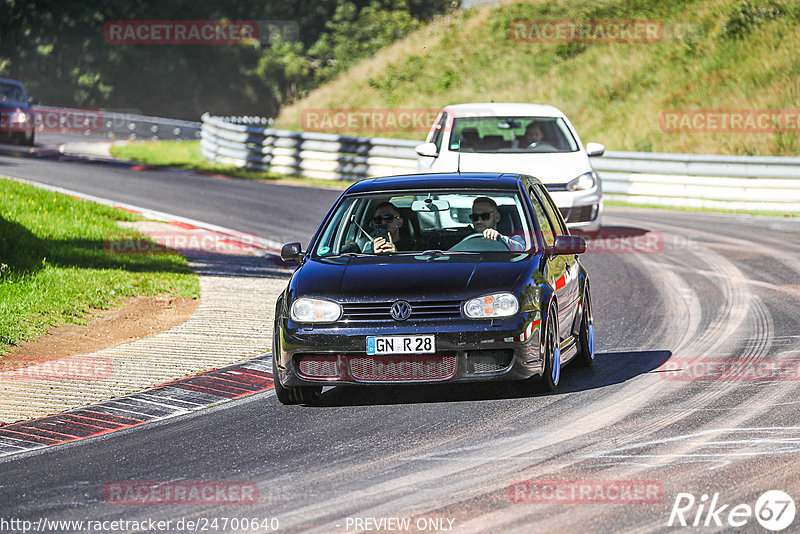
[275,0,800,156]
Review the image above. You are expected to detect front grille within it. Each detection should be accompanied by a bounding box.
[349,355,456,381]
[341,300,462,322]
[296,354,457,381]
[466,349,514,374]
[298,355,339,379]
[561,204,596,223]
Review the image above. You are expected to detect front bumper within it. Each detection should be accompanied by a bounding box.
[548,190,603,232]
[276,315,543,387]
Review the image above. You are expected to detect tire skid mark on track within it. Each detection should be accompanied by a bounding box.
[573,217,787,467]
[0,357,274,459]
[293,213,799,532]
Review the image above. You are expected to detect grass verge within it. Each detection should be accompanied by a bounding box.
[605,199,799,218]
[0,177,200,355]
[109,140,356,190]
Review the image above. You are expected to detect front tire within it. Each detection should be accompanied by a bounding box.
[539,307,561,392]
[575,285,595,367]
[272,325,321,405]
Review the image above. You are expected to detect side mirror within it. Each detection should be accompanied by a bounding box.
[585,142,605,157]
[28,97,39,106]
[280,242,303,262]
[548,235,586,255]
[415,142,438,158]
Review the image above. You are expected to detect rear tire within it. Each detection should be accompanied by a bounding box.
[539,307,561,392]
[575,285,595,367]
[272,325,321,405]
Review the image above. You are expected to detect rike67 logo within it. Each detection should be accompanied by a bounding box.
[668,490,796,531]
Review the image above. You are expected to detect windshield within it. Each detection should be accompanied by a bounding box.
[0,82,26,104]
[313,190,536,257]
[450,116,578,153]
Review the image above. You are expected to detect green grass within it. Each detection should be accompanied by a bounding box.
[0,177,200,355]
[605,199,799,218]
[276,0,800,156]
[109,141,356,189]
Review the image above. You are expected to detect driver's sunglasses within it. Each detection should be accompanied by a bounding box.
[373,214,398,225]
[469,211,496,222]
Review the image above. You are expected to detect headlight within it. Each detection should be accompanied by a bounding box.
[12,110,29,124]
[567,171,596,191]
[290,297,342,323]
[463,292,519,319]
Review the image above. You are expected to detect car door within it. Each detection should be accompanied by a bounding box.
[531,184,580,341]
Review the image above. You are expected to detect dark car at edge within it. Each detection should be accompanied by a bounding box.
[0,78,35,146]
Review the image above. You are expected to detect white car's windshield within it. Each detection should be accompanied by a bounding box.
[451,116,578,153]
[314,191,535,257]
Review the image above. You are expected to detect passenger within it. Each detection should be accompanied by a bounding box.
[469,197,526,251]
[371,202,414,253]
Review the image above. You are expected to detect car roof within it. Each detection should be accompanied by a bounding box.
[345,172,537,195]
[0,78,25,88]
[441,102,566,118]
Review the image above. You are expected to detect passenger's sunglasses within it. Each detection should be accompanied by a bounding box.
[372,214,398,225]
[469,211,496,222]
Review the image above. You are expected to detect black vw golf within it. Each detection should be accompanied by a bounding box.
[273,173,594,404]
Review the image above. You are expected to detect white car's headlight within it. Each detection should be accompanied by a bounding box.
[290,298,342,323]
[567,171,597,191]
[463,293,519,319]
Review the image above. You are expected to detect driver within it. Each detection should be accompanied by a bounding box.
[521,121,545,147]
[469,197,526,251]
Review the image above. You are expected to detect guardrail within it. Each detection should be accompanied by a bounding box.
[595,151,800,213]
[200,113,800,213]
[33,106,201,141]
[200,113,418,180]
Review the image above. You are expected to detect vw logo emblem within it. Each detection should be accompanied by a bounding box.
[390,300,412,321]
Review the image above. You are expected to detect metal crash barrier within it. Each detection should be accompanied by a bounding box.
[201,113,800,213]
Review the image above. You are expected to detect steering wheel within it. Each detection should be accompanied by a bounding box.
[528,141,557,151]
[449,232,510,252]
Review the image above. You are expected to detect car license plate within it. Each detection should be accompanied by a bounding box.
[366,335,435,355]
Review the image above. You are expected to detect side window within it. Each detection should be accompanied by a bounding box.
[428,112,448,152]
[535,184,568,235]
[528,188,556,247]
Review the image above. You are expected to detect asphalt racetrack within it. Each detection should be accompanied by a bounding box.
[2,144,800,532]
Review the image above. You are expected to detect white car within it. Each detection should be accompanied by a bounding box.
[416,103,605,232]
